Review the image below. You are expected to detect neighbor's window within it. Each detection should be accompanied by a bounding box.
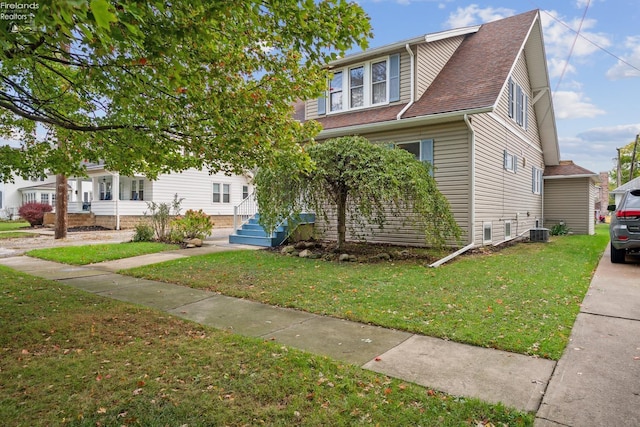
[223,184,230,203]
[213,183,221,203]
[242,185,249,200]
[213,183,231,203]
[41,193,49,204]
[371,60,387,105]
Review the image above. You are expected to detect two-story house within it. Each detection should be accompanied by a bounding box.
[292,9,585,247]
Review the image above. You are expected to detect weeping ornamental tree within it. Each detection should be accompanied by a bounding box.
[255,136,461,249]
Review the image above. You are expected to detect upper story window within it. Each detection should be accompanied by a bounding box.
[508,78,528,130]
[319,53,400,115]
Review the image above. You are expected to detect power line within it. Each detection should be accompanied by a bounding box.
[539,8,640,75]
[553,0,590,92]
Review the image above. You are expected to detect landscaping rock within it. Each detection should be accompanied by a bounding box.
[338,253,358,262]
[294,241,308,250]
[184,238,203,247]
[299,249,312,258]
[281,245,296,255]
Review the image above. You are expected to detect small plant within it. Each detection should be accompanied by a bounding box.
[144,193,184,242]
[171,209,214,241]
[132,223,155,242]
[550,222,571,236]
[18,202,53,226]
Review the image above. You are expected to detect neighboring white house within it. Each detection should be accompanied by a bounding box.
[82,164,252,229]
[0,175,91,220]
[1,165,252,229]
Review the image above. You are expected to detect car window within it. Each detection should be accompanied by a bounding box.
[625,191,640,208]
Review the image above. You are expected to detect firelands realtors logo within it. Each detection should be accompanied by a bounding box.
[1,1,39,33]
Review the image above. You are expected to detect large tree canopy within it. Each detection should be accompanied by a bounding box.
[255,136,461,249]
[0,0,372,181]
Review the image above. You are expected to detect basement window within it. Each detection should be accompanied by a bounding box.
[483,222,492,244]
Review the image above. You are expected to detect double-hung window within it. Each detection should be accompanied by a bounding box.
[213,183,230,203]
[349,66,364,108]
[504,150,517,173]
[508,78,528,130]
[396,139,434,175]
[532,167,543,194]
[320,53,400,114]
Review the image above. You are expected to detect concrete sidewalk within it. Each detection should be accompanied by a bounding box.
[2,239,638,423]
[534,247,640,426]
[0,242,554,413]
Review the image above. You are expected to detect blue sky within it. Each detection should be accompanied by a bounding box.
[354,0,640,175]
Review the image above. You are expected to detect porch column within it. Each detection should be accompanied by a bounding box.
[113,173,120,230]
[75,177,83,212]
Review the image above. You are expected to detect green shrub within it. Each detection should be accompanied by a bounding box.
[132,223,155,242]
[170,209,214,241]
[550,222,571,236]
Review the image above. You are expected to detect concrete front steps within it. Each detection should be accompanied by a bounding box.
[228,214,315,247]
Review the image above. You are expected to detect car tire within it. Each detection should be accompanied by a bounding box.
[611,243,626,264]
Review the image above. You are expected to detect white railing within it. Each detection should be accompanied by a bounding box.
[233,191,258,231]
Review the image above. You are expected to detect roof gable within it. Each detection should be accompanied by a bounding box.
[404,10,538,118]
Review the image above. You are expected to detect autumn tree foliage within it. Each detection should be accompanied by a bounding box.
[254,136,461,249]
[0,1,372,236]
[0,1,371,179]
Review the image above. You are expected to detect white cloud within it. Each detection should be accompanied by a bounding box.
[547,57,577,79]
[553,90,605,119]
[540,10,611,60]
[559,123,640,173]
[606,36,640,80]
[445,4,514,28]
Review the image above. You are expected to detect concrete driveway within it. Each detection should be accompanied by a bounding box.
[535,247,640,426]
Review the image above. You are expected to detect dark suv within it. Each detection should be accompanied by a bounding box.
[608,189,640,263]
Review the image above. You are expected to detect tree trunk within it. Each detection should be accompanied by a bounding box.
[55,174,68,239]
[336,189,347,250]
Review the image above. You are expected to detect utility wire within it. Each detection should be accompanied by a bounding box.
[553,0,590,92]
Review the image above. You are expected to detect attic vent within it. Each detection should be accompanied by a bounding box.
[530,228,550,243]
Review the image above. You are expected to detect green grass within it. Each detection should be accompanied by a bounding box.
[0,221,29,231]
[0,266,532,426]
[124,225,609,360]
[26,242,179,265]
[0,232,39,240]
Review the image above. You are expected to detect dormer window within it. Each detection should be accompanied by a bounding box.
[319,53,400,115]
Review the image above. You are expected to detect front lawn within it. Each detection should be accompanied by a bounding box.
[26,242,179,265]
[0,221,29,231]
[0,266,532,426]
[124,226,609,360]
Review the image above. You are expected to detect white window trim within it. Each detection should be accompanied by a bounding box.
[504,150,518,173]
[532,167,543,195]
[327,56,390,114]
[483,222,492,244]
[504,220,512,240]
[508,78,528,130]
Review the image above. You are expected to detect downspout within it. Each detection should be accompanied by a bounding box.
[396,44,415,120]
[427,113,478,268]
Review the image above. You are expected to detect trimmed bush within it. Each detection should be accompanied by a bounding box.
[18,202,53,226]
[171,209,214,241]
[132,223,155,242]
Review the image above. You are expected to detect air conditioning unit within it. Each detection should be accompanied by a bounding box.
[530,228,550,242]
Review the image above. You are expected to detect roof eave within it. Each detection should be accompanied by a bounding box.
[317,106,493,139]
